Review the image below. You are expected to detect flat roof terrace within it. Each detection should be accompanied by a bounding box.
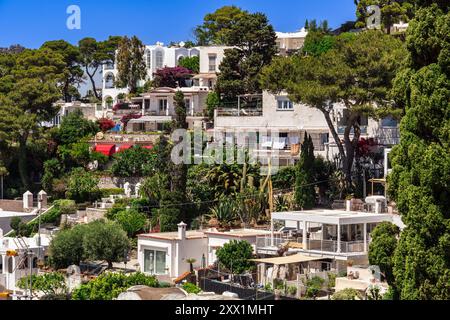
[272,210,393,225]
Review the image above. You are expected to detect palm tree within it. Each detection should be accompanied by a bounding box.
[186,258,196,274]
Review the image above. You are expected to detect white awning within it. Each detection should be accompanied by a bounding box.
[251,254,326,265]
[128,116,172,124]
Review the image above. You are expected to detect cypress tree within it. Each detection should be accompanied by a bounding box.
[295,132,316,210]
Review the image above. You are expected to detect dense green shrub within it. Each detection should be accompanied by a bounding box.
[332,288,363,300]
[100,188,125,198]
[305,276,325,299]
[216,240,254,274]
[287,285,297,296]
[66,168,101,203]
[114,209,147,237]
[182,282,201,294]
[49,220,130,269]
[72,272,159,300]
[49,224,85,269]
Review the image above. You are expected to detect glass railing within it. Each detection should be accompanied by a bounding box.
[256,236,369,254]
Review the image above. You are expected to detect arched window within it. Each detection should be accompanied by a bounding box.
[156,51,164,69]
[190,49,199,57]
[104,96,113,108]
[177,55,184,65]
[105,73,115,89]
[145,49,151,68]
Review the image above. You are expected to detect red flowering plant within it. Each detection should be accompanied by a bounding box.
[97,118,116,132]
[357,138,378,157]
[121,113,142,130]
[153,66,193,88]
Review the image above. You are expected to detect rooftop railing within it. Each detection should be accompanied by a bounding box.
[256,236,369,254]
[216,108,263,117]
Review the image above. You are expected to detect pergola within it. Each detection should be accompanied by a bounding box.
[270,210,393,254]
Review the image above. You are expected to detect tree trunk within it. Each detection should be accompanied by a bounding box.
[64,80,71,103]
[319,107,349,175]
[18,136,30,189]
[86,65,101,100]
[107,260,113,269]
[343,113,360,183]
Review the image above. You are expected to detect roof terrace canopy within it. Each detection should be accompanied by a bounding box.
[272,210,392,225]
[251,254,325,265]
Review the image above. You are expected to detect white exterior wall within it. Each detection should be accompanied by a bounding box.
[138,237,207,278]
[175,238,208,277]
[215,91,328,131]
[102,44,200,107]
[198,46,232,74]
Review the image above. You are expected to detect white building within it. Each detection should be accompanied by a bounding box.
[127,86,210,131]
[42,101,102,127]
[102,43,200,107]
[138,223,207,278]
[0,234,51,293]
[192,46,234,89]
[257,209,394,267]
[214,91,400,165]
[275,28,308,56]
[102,44,232,108]
[137,222,271,279]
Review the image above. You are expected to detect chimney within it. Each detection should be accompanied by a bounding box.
[38,190,48,209]
[23,191,33,209]
[178,222,187,241]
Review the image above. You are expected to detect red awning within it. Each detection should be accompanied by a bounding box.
[94,144,116,157]
[143,145,153,150]
[118,144,133,152]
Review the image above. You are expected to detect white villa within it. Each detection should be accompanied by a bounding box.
[137,222,271,279]
[275,28,308,56]
[43,101,103,127]
[260,209,393,261]
[214,91,400,165]
[102,44,230,108]
[126,86,210,132]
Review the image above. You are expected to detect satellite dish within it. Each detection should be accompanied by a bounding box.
[96,132,104,140]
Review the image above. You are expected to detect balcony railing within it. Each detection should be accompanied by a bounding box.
[216,108,263,117]
[256,236,369,254]
[337,126,368,135]
[375,127,400,145]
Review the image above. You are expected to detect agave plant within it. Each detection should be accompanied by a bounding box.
[208,199,237,228]
[275,194,294,212]
[235,189,268,227]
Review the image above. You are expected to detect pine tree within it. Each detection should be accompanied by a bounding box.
[295,133,316,210]
[116,36,146,94]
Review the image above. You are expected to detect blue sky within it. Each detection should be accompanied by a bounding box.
[0,0,357,48]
